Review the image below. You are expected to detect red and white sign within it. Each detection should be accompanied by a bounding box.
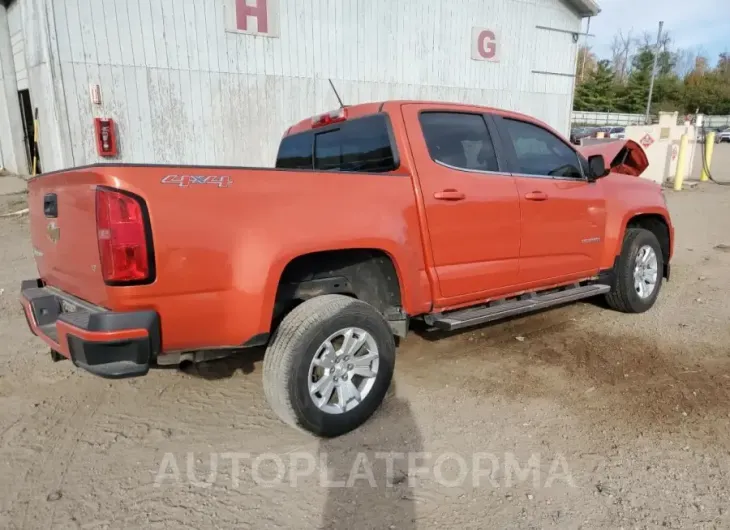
[471,27,499,62]
[671,144,679,161]
[94,118,117,157]
[226,0,279,37]
[640,133,654,149]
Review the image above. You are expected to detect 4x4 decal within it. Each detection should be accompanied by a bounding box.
[161,175,232,188]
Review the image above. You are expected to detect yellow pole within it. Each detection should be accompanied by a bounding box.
[700,132,715,182]
[673,134,689,191]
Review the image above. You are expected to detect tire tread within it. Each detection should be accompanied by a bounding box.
[605,228,662,313]
[263,295,388,433]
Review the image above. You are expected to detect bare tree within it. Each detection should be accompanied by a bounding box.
[683,47,710,81]
[639,29,672,53]
[611,30,635,83]
[692,55,710,77]
[577,45,597,81]
[675,47,699,78]
[660,31,672,54]
[718,50,730,78]
[610,34,623,74]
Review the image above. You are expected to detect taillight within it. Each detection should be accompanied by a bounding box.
[311,108,347,128]
[95,187,153,284]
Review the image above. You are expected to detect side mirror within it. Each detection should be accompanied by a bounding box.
[587,154,608,181]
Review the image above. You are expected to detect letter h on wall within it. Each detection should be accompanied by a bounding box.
[226,0,280,37]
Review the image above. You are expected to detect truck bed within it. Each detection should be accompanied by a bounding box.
[26,164,429,353]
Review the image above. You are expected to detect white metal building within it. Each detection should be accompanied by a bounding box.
[0,0,599,174]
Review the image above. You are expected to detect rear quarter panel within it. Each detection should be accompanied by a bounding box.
[87,165,430,352]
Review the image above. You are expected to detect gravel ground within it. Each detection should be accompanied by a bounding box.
[1,150,730,529]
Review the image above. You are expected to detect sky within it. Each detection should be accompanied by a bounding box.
[584,0,729,66]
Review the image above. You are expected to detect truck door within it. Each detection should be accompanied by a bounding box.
[402,104,521,303]
[494,115,606,285]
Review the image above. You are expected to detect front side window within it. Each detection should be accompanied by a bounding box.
[503,119,583,179]
[419,112,499,172]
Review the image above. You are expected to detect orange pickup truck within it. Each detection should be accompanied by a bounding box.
[20,101,673,436]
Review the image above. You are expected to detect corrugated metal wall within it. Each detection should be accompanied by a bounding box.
[29,0,581,170]
[7,2,27,90]
[5,0,75,173]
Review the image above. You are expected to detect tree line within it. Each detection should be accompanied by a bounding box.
[573,30,730,116]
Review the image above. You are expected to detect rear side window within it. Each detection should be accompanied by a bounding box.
[275,133,312,169]
[275,114,397,173]
[314,115,396,172]
[502,118,583,179]
[419,112,499,172]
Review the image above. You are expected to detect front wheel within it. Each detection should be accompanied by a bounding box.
[263,294,395,437]
[605,228,664,313]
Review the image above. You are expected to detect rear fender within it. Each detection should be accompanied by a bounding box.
[255,241,432,337]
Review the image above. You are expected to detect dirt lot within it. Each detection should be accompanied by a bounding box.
[2,149,730,529]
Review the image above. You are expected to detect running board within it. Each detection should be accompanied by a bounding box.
[431,284,611,331]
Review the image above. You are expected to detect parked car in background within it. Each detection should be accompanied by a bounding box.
[591,126,627,140]
[570,126,596,145]
[700,127,730,143]
[716,128,730,143]
[607,126,626,139]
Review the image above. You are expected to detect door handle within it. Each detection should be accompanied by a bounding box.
[434,189,466,201]
[43,193,58,217]
[524,191,548,201]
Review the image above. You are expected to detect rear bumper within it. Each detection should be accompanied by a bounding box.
[20,279,160,378]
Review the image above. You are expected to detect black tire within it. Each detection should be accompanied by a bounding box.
[263,294,395,437]
[605,228,664,313]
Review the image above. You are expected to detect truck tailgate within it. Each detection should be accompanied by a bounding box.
[27,170,108,306]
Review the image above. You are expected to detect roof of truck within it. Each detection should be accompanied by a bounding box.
[284,100,540,136]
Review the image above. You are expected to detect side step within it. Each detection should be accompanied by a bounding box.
[431,284,611,331]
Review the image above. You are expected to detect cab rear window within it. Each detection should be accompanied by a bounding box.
[275,114,397,173]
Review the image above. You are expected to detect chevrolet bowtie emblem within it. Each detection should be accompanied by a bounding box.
[46,221,60,244]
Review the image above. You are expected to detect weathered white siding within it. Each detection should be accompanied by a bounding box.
[19,0,583,171]
[3,0,75,172]
[7,2,27,91]
[0,2,28,173]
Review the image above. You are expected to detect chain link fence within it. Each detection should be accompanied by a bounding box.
[571,112,730,129]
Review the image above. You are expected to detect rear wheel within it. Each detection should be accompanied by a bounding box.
[605,228,663,313]
[263,294,395,437]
